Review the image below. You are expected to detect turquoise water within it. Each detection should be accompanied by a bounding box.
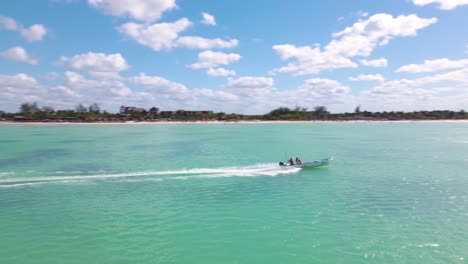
[0,123,467,263]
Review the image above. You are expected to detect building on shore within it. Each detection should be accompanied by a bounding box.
[120,106,146,114]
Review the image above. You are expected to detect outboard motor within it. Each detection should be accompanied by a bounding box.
[279,162,285,166]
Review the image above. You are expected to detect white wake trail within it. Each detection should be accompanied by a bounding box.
[0,163,301,186]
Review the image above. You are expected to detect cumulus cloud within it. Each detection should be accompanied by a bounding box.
[175,37,238,49]
[118,18,191,51]
[207,67,236,76]
[20,24,48,42]
[412,0,468,10]
[192,88,238,102]
[227,76,274,89]
[396,58,468,73]
[0,16,19,30]
[201,12,216,26]
[189,50,240,76]
[88,0,177,22]
[5,69,467,114]
[278,78,352,107]
[58,52,130,72]
[0,73,50,111]
[271,44,357,75]
[349,74,384,82]
[131,73,239,109]
[88,71,124,80]
[0,46,38,65]
[63,71,132,98]
[226,76,275,98]
[271,14,436,76]
[0,16,48,42]
[118,19,238,51]
[360,58,388,67]
[0,71,239,112]
[0,73,38,88]
[133,73,189,95]
[360,68,468,111]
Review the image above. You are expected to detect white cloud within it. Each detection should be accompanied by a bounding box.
[0,73,44,111]
[88,0,177,22]
[332,14,437,40]
[0,16,48,42]
[396,58,468,73]
[0,71,239,113]
[20,24,48,42]
[349,74,384,82]
[59,52,130,72]
[227,76,274,89]
[63,71,132,98]
[0,73,38,88]
[207,68,236,76]
[189,50,241,69]
[272,14,436,76]
[0,46,38,65]
[88,71,124,80]
[118,18,192,51]
[271,44,358,75]
[360,58,388,67]
[3,68,467,114]
[356,10,369,18]
[277,78,353,111]
[118,19,238,51]
[175,37,238,49]
[192,88,238,102]
[0,16,19,30]
[360,68,468,111]
[201,12,216,26]
[412,0,468,10]
[132,73,190,95]
[132,73,241,110]
[226,76,275,97]
[330,14,437,56]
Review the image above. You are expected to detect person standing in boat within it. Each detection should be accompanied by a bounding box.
[288,157,294,165]
[295,157,302,165]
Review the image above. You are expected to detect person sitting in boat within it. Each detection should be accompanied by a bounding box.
[288,157,294,165]
[295,157,302,165]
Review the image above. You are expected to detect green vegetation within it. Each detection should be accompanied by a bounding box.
[0,103,467,122]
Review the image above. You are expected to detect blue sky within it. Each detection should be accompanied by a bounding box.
[1,0,467,113]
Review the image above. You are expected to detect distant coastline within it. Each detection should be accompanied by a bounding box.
[2,103,467,124]
[2,120,468,125]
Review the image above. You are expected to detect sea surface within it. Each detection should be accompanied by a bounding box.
[0,123,467,263]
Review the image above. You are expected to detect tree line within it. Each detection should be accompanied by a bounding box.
[0,102,467,122]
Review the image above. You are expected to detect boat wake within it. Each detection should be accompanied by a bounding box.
[0,163,302,188]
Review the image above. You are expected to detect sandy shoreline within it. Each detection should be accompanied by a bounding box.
[1,120,468,125]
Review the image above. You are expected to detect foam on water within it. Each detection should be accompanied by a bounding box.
[0,163,301,187]
[0,172,15,177]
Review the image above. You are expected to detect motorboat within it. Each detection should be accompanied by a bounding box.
[279,157,333,168]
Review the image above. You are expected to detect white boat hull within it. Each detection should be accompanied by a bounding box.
[280,157,333,168]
